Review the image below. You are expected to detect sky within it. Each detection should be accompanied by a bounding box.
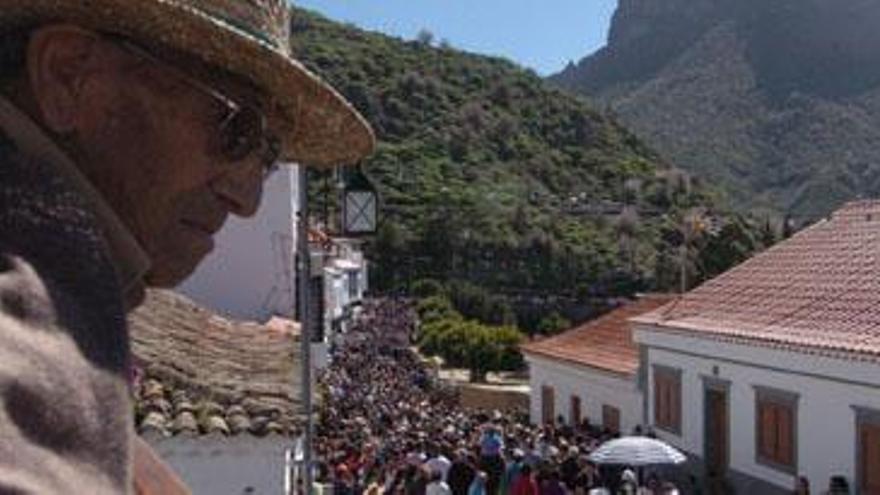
[295,0,617,76]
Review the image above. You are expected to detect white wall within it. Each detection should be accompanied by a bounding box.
[635,326,880,492]
[179,165,298,322]
[526,354,643,434]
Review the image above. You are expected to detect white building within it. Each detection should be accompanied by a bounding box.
[179,165,299,322]
[522,295,674,435]
[308,231,369,367]
[632,200,880,494]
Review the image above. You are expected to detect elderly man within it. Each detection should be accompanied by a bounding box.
[0,1,373,493]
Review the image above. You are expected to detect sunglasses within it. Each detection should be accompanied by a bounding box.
[108,35,282,175]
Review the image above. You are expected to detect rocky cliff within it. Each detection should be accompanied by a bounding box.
[552,0,880,218]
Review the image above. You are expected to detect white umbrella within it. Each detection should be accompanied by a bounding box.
[588,436,686,466]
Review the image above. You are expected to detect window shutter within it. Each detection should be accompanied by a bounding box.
[777,405,793,466]
[654,375,664,426]
[759,403,775,459]
[665,379,673,426]
[672,378,681,431]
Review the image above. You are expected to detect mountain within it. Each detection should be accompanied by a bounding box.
[290,8,769,328]
[551,0,880,220]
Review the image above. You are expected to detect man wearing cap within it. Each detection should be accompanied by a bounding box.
[0,0,373,493]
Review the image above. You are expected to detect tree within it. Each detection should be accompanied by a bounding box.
[370,221,408,291]
[615,205,641,272]
[537,311,570,335]
[758,217,778,248]
[696,215,759,280]
[416,28,434,46]
[417,317,524,382]
[416,295,460,324]
[412,278,445,299]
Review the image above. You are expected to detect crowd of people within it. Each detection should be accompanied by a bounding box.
[314,298,685,495]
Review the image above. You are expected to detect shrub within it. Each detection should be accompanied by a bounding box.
[411,278,445,299]
[416,295,459,324]
[418,316,524,382]
[537,311,570,335]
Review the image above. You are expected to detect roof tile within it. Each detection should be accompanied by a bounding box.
[634,200,880,359]
[521,295,677,375]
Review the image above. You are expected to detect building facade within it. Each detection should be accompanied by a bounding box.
[307,231,369,368]
[634,328,880,494]
[632,200,880,494]
[179,165,299,322]
[522,295,673,435]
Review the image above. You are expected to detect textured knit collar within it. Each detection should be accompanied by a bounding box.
[0,96,151,308]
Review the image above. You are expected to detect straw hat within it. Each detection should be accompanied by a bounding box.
[0,0,375,168]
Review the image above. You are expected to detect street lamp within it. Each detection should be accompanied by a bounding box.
[341,163,379,236]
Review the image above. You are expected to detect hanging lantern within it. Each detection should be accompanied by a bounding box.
[342,163,379,236]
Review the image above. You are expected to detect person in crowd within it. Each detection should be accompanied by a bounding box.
[480,424,505,494]
[469,471,489,495]
[826,475,849,495]
[334,465,357,495]
[572,457,597,495]
[501,448,525,495]
[427,470,453,495]
[426,445,453,482]
[448,450,477,495]
[792,475,810,495]
[619,469,638,495]
[659,481,680,495]
[511,464,539,495]
[539,469,566,495]
[560,446,580,489]
[638,473,660,495]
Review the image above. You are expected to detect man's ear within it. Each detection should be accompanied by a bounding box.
[26,24,102,133]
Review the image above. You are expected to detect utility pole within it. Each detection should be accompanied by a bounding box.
[679,234,687,294]
[296,164,314,494]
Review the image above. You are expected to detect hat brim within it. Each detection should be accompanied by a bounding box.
[0,0,375,168]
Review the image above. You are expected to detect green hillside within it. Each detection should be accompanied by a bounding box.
[290,9,770,329]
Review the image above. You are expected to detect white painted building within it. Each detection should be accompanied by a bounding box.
[308,232,369,367]
[522,295,673,435]
[631,200,880,494]
[179,165,299,322]
[178,164,369,369]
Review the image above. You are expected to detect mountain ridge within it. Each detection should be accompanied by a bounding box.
[552,0,880,218]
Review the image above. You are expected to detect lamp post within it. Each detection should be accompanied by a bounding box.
[295,164,377,495]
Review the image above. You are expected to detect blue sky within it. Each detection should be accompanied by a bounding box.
[295,0,617,76]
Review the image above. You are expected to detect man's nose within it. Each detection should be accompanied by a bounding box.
[212,161,264,217]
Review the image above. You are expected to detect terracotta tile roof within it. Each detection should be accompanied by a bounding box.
[521,295,678,376]
[129,290,302,438]
[634,200,880,359]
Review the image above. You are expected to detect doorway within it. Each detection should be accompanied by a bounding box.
[704,386,729,477]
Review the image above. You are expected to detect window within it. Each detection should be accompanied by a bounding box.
[541,385,555,425]
[754,386,798,473]
[653,365,682,434]
[603,405,620,433]
[570,396,582,425]
[348,270,360,300]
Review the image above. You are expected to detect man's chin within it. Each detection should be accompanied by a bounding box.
[143,241,215,288]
